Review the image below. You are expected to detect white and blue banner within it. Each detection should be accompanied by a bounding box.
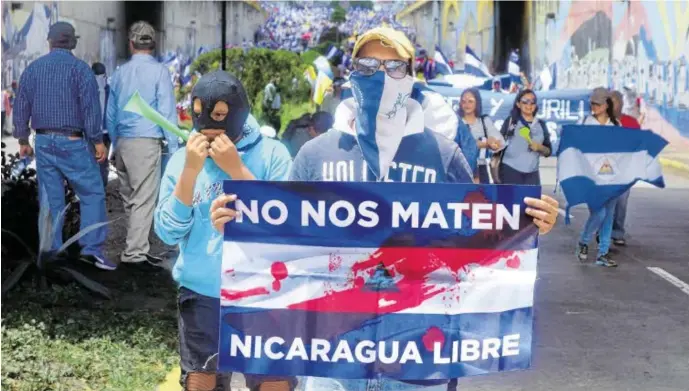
[427,86,592,145]
[219,181,541,380]
[557,125,667,216]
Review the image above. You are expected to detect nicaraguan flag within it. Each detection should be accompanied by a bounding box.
[219,181,540,380]
[557,125,667,217]
[464,46,492,78]
[433,45,453,75]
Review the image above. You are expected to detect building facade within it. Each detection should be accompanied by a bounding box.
[396,0,496,73]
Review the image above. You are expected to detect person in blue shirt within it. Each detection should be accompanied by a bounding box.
[106,21,179,267]
[154,70,293,391]
[91,62,111,190]
[210,27,559,391]
[12,22,114,270]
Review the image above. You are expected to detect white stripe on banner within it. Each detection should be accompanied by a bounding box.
[221,242,538,315]
[557,148,663,185]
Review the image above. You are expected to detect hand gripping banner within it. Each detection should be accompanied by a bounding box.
[219,181,541,380]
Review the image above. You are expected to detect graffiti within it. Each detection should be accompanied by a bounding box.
[531,0,689,140]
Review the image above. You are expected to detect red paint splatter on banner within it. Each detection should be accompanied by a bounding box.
[221,287,269,301]
[288,247,510,314]
[328,254,343,272]
[461,189,492,220]
[270,261,289,291]
[505,253,521,269]
[422,326,446,351]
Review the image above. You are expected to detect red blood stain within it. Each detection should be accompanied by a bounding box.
[221,287,269,301]
[288,247,512,314]
[271,262,288,281]
[328,254,343,272]
[270,261,289,292]
[505,253,521,269]
[422,326,445,351]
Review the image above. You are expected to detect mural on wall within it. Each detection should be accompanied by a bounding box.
[2,1,118,86]
[1,2,58,86]
[532,0,689,143]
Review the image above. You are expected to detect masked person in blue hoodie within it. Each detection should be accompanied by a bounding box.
[154,70,293,391]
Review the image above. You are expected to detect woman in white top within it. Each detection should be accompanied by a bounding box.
[575,87,620,268]
[457,88,504,183]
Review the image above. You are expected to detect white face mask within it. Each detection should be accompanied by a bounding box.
[349,70,415,180]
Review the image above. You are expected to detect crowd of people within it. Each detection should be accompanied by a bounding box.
[9,18,565,391]
[254,2,414,54]
[9,0,660,384]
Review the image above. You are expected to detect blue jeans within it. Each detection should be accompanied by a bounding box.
[35,133,107,257]
[612,189,630,240]
[579,197,618,258]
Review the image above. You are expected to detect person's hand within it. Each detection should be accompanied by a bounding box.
[210,193,238,233]
[19,144,33,158]
[524,195,559,235]
[209,133,243,177]
[528,141,543,152]
[487,137,502,150]
[94,143,107,163]
[184,133,210,174]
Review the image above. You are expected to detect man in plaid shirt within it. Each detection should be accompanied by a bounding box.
[12,22,114,270]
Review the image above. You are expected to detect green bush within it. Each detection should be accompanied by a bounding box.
[185,48,320,133]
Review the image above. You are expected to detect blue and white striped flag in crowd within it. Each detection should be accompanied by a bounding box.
[433,45,453,75]
[557,125,667,218]
[507,50,520,76]
[464,46,492,78]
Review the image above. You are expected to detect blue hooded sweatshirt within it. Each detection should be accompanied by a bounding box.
[154,114,292,298]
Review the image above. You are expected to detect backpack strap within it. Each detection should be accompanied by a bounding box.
[479,115,488,139]
[538,119,552,156]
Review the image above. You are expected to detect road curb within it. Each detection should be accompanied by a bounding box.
[659,157,689,173]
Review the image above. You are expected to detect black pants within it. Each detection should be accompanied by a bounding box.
[499,163,541,185]
[178,287,298,391]
[477,165,491,184]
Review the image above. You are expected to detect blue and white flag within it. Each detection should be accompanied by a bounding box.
[557,125,667,219]
[507,50,520,77]
[219,181,540,380]
[464,46,492,78]
[434,45,453,75]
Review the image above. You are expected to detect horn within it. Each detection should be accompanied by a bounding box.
[124,91,190,141]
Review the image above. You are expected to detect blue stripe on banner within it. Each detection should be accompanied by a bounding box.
[557,125,668,156]
[224,181,541,249]
[219,306,533,380]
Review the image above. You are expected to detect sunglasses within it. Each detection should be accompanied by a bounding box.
[590,101,603,106]
[353,57,410,79]
[460,99,476,104]
[519,99,536,105]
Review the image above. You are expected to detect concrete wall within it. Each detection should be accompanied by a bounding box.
[396,0,495,71]
[526,0,689,144]
[1,1,266,85]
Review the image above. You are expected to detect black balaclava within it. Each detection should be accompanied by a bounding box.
[191,70,250,141]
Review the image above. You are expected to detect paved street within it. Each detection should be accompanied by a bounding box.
[4,135,688,391]
[459,158,689,391]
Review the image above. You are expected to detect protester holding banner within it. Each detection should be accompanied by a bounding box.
[153,70,293,391]
[204,26,558,391]
[496,89,552,185]
[457,88,504,183]
[575,87,620,267]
